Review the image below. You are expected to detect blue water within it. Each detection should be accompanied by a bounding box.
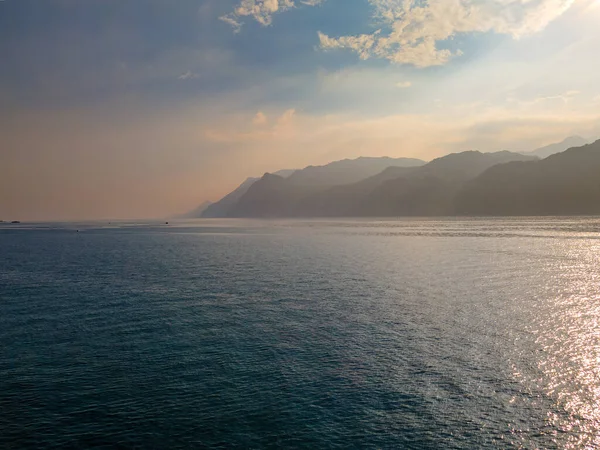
[1,218,600,448]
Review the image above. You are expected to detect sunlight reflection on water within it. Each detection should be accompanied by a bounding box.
[515,240,600,448]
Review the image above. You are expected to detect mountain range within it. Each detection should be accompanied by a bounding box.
[518,135,588,159]
[455,140,600,216]
[226,151,537,217]
[200,169,298,218]
[199,157,425,218]
[184,136,599,218]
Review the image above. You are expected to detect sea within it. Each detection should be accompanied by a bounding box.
[1,218,599,449]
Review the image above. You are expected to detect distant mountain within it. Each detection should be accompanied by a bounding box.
[199,169,298,218]
[286,156,425,187]
[355,151,537,216]
[522,136,588,159]
[195,140,598,219]
[293,165,418,217]
[201,177,258,218]
[455,140,600,216]
[274,169,297,178]
[176,201,212,219]
[228,173,321,218]
[227,156,426,217]
[228,151,534,218]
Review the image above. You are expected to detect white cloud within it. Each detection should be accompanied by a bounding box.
[219,14,243,33]
[396,81,412,88]
[535,90,580,103]
[178,70,199,80]
[320,0,575,67]
[507,90,581,108]
[221,0,325,30]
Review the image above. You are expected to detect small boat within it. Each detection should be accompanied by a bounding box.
[11,221,21,224]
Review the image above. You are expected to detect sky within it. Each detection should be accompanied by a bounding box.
[1,0,600,220]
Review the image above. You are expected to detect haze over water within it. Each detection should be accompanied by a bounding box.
[1,218,599,448]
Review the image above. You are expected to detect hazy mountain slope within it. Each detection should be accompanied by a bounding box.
[228,173,323,218]
[274,169,297,178]
[356,151,537,216]
[286,156,425,187]
[201,177,258,218]
[177,201,212,219]
[522,136,588,159]
[229,151,535,218]
[228,157,426,217]
[455,140,600,216]
[196,169,295,218]
[294,166,417,216]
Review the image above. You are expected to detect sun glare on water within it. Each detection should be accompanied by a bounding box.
[514,239,600,448]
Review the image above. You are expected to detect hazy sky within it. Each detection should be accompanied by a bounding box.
[2,0,600,220]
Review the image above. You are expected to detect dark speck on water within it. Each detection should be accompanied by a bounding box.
[1,218,600,448]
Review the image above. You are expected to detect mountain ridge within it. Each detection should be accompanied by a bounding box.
[187,137,599,219]
[455,140,600,216]
[201,156,426,218]
[520,135,588,159]
[227,150,536,218]
[201,177,259,218]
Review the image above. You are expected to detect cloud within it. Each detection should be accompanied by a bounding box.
[204,108,298,143]
[396,81,412,88]
[221,0,325,30]
[319,0,575,67]
[178,70,199,80]
[507,90,581,108]
[253,111,268,125]
[220,14,243,33]
[277,108,296,125]
[200,87,600,161]
[534,90,580,103]
[221,0,294,28]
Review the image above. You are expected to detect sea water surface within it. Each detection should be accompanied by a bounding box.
[1,218,600,448]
